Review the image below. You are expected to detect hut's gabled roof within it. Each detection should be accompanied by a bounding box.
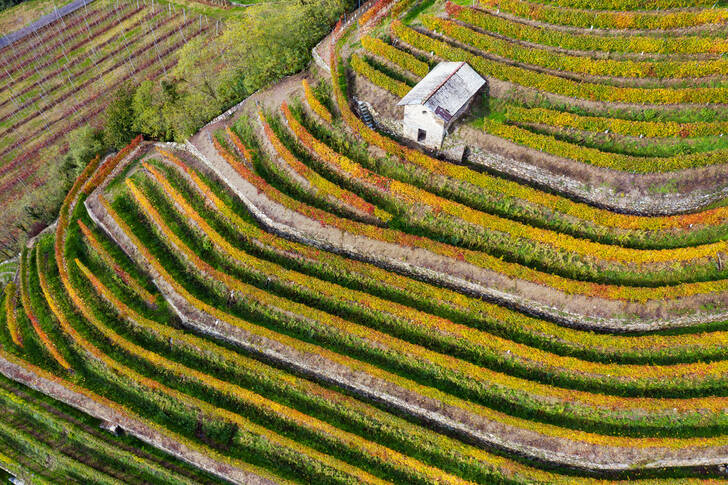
[397,62,485,122]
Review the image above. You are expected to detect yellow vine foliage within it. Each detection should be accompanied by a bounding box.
[116,176,728,448]
[3,283,22,348]
[142,160,728,402]
[163,156,728,363]
[483,0,728,30]
[285,96,728,266]
[391,20,728,104]
[361,35,428,77]
[302,79,333,124]
[350,53,410,97]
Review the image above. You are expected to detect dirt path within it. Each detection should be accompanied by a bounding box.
[189,72,307,154]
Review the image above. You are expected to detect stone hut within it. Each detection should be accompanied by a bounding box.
[397,61,485,149]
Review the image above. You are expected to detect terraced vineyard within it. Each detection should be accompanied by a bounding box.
[5,0,728,482]
[0,0,217,254]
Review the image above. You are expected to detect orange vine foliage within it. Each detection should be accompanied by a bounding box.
[83,135,143,194]
[358,0,394,26]
[225,127,254,162]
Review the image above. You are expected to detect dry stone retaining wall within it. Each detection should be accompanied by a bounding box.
[85,172,728,473]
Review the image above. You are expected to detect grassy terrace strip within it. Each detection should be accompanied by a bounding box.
[141,159,728,418]
[502,104,728,138]
[234,87,728,301]
[283,102,728,287]
[482,117,728,172]
[105,187,492,484]
[514,121,728,159]
[351,53,411,96]
[0,418,122,485]
[19,247,71,371]
[0,449,49,485]
[424,14,728,80]
[303,79,334,123]
[0,259,17,287]
[0,379,199,485]
[3,282,22,348]
[143,151,728,367]
[448,3,728,55]
[361,35,429,77]
[77,219,157,307]
[320,61,728,248]
[391,20,728,104]
[478,0,728,29]
[110,176,728,448]
[73,174,713,485]
[0,287,8,349]
[247,116,390,223]
[292,101,728,252]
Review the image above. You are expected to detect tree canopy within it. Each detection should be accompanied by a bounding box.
[101,0,351,144]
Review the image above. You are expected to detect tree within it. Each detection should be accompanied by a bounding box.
[174,37,223,104]
[104,85,137,149]
[68,125,104,168]
[132,80,171,141]
[217,0,348,94]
